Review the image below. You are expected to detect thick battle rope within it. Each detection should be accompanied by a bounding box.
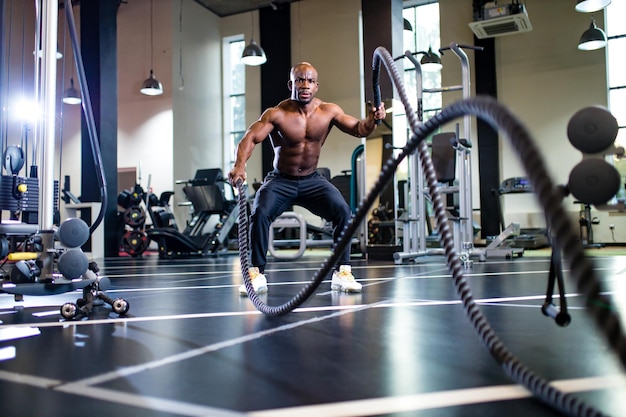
[236,46,626,416]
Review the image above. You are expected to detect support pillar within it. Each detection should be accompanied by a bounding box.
[80,0,119,257]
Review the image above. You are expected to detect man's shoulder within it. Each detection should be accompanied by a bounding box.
[318,101,341,110]
[261,102,289,119]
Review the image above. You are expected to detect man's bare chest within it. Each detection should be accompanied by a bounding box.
[274,114,332,145]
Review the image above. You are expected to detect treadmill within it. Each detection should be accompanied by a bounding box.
[495,177,549,249]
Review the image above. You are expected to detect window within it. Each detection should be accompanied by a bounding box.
[605,2,626,200]
[222,36,246,171]
[393,1,440,221]
[402,1,441,121]
[606,2,625,144]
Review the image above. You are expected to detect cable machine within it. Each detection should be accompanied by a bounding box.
[393,42,485,266]
[0,0,127,319]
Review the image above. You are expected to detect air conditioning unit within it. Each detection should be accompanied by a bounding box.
[468,3,532,39]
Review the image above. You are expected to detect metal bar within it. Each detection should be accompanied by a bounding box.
[38,0,58,231]
[403,51,426,255]
[64,0,107,234]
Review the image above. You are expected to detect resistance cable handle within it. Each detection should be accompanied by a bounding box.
[542,232,572,327]
[372,59,383,126]
[65,0,107,234]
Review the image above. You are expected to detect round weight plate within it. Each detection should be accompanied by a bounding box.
[124,207,146,228]
[57,217,90,248]
[58,249,89,279]
[121,231,149,256]
[567,106,618,154]
[568,158,621,205]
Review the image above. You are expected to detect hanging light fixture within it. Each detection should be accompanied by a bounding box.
[420,47,443,71]
[60,8,80,105]
[141,70,163,96]
[403,18,413,31]
[140,0,163,95]
[575,0,611,13]
[62,78,81,105]
[241,10,267,66]
[578,17,607,50]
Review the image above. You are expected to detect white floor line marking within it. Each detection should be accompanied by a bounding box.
[248,375,626,417]
[55,302,387,388]
[478,302,582,310]
[0,271,511,300]
[0,291,617,331]
[0,369,62,388]
[0,288,623,416]
[102,259,564,279]
[0,326,41,342]
[105,270,233,279]
[0,307,383,416]
[53,385,246,417]
[103,253,626,281]
[0,264,618,301]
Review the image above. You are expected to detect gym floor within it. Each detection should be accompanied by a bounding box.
[0,248,625,417]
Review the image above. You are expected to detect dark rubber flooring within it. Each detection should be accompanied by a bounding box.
[1,249,625,417]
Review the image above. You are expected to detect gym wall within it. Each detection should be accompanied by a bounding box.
[45,0,620,244]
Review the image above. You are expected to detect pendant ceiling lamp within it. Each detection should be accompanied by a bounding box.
[420,47,442,71]
[403,18,413,31]
[140,0,163,96]
[241,11,267,66]
[578,17,607,50]
[575,0,611,13]
[62,78,81,105]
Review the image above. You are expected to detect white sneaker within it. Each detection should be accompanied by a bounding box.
[331,265,362,293]
[239,267,268,296]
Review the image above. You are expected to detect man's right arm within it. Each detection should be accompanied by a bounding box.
[228,109,276,185]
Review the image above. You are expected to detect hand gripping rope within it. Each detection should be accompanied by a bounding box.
[236,46,626,417]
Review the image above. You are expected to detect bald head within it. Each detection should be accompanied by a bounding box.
[290,62,316,78]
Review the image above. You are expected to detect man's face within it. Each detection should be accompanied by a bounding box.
[289,66,318,103]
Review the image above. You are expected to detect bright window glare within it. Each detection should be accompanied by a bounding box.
[609,88,626,128]
[402,2,442,120]
[222,36,246,171]
[607,37,626,88]
[606,2,625,133]
[12,98,41,125]
[606,1,626,202]
[605,0,625,38]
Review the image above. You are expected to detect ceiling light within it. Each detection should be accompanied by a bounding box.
[241,40,267,66]
[420,47,442,71]
[62,78,81,105]
[403,18,413,31]
[578,18,607,50]
[140,70,164,96]
[140,0,164,96]
[241,11,267,66]
[575,0,611,13]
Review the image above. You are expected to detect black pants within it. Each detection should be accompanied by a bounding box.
[250,170,352,272]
